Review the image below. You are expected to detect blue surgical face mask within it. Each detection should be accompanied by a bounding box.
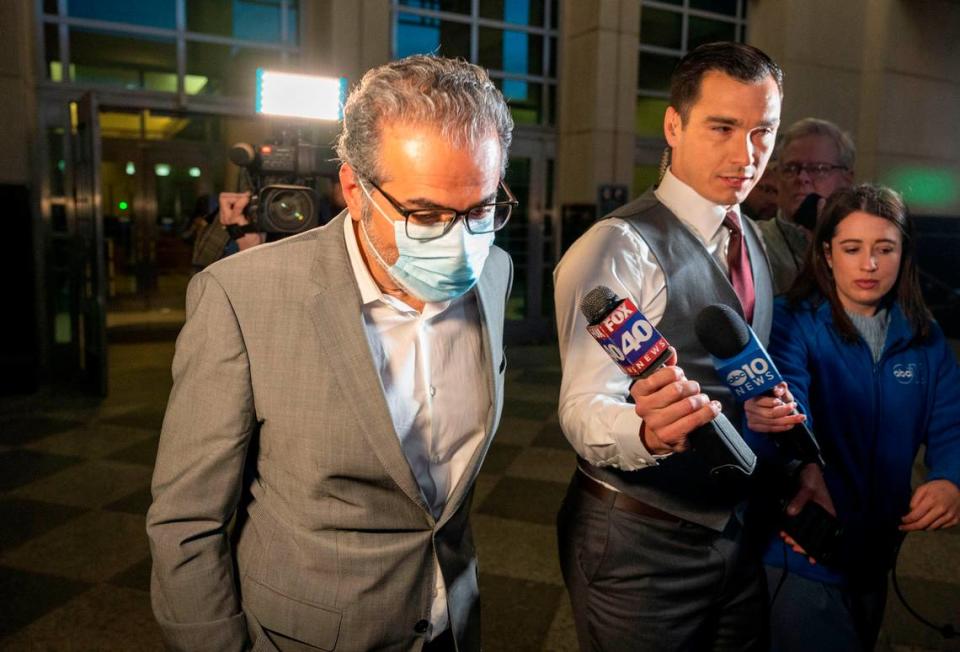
[358,180,494,303]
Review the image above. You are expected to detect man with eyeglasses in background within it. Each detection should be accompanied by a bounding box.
[148,55,516,652]
[758,118,855,294]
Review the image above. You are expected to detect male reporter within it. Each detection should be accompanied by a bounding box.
[555,42,782,650]
[148,55,514,652]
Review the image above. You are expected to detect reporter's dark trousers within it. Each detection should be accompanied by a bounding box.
[557,479,767,651]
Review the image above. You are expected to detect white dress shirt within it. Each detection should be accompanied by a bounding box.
[554,170,740,471]
[343,216,490,637]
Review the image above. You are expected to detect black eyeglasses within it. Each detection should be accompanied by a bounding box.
[781,162,848,180]
[364,179,518,241]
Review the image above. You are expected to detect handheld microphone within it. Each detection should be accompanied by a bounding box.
[694,303,824,467]
[694,303,843,565]
[580,286,672,378]
[580,286,756,478]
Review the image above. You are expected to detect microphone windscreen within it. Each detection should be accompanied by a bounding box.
[229,142,256,167]
[695,304,751,359]
[580,286,618,324]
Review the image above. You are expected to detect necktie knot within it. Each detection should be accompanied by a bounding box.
[724,210,742,235]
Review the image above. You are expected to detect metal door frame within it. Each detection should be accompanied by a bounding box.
[504,131,557,343]
[71,92,109,395]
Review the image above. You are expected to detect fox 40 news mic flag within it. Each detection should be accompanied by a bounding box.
[584,295,671,377]
[580,286,757,478]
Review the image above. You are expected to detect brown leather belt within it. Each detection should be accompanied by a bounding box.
[575,469,683,524]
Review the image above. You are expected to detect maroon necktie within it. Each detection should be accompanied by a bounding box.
[723,211,755,323]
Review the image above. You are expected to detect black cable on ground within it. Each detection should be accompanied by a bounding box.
[891,534,956,639]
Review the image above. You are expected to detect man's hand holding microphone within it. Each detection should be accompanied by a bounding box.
[581,286,756,477]
[630,348,722,455]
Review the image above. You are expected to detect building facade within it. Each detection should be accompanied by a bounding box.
[2,0,958,394]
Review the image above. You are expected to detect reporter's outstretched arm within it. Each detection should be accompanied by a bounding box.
[911,322,960,531]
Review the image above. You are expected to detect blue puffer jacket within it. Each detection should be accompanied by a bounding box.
[755,297,960,587]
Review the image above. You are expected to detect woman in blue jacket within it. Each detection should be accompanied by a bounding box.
[745,184,960,651]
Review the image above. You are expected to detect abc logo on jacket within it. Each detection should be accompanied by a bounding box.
[892,363,922,385]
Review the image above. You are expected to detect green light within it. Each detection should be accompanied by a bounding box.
[154,163,171,177]
[184,74,209,95]
[125,161,135,175]
[188,167,201,178]
[57,159,65,172]
[118,201,129,211]
[883,166,959,208]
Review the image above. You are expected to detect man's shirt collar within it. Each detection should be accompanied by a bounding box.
[655,168,740,242]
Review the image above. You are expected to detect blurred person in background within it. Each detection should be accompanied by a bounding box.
[759,118,855,294]
[742,161,779,221]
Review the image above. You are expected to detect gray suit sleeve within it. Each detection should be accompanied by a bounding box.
[146,271,255,651]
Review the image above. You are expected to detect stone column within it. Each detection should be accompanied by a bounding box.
[556,0,639,207]
[0,0,37,185]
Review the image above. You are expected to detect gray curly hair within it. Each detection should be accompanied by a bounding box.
[335,55,514,183]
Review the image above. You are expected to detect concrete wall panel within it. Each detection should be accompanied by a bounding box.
[876,73,960,161]
[885,0,960,82]
[777,65,863,143]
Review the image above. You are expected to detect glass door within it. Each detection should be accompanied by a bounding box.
[98,110,225,329]
[496,134,556,342]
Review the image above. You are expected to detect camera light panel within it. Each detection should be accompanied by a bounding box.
[255,69,346,121]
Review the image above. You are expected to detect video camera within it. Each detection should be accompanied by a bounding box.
[228,132,336,237]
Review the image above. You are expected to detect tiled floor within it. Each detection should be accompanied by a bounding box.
[1,338,958,651]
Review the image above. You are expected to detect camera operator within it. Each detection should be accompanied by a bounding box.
[192,178,345,270]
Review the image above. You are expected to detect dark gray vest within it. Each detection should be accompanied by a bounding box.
[581,190,774,531]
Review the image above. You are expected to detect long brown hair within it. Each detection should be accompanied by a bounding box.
[786,184,932,341]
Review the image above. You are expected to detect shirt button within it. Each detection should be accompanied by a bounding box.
[414,619,429,634]
[429,385,436,397]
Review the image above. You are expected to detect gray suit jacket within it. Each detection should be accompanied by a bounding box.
[147,214,512,652]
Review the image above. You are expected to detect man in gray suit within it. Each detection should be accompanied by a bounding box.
[148,55,515,652]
